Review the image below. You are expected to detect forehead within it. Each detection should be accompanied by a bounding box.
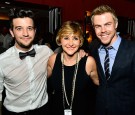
[12,17,34,27]
[93,12,114,24]
[62,32,80,37]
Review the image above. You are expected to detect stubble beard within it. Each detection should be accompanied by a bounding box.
[100,32,116,47]
[16,39,33,49]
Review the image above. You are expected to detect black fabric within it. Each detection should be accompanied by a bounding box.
[0,46,6,54]
[19,48,36,59]
[90,38,135,115]
[2,103,49,115]
[48,53,97,115]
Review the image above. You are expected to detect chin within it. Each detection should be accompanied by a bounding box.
[21,43,33,49]
[101,39,109,44]
[68,52,78,56]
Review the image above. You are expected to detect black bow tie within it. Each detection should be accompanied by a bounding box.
[19,48,36,60]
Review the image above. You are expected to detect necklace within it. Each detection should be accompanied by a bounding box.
[62,52,79,110]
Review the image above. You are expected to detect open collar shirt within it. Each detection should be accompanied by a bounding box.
[0,44,53,112]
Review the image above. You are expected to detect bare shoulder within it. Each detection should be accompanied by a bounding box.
[85,56,99,85]
[48,53,57,68]
[86,56,96,64]
[49,53,57,60]
[47,53,57,77]
[85,56,96,75]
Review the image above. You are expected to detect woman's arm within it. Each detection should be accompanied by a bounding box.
[86,56,99,85]
[47,53,57,78]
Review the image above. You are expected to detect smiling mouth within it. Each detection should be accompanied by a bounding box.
[21,37,31,39]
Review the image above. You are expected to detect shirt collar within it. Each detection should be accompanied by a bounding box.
[14,45,34,54]
[99,34,121,51]
[111,35,121,51]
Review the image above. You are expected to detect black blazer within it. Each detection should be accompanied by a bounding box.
[90,38,135,115]
[0,46,6,54]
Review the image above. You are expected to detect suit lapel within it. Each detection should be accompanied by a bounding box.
[92,38,131,82]
[110,38,127,79]
[92,47,107,82]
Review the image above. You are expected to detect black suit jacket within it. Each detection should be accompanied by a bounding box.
[0,46,6,54]
[90,38,135,115]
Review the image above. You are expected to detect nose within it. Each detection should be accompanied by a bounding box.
[69,39,73,46]
[22,29,29,37]
[101,26,106,32]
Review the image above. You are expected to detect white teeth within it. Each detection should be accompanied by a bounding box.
[101,35,108,37]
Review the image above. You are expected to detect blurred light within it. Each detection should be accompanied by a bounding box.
[5,2,10,4]
[0,13,9,20]
[1,7,5,9]
[86,11,91,17]
[86,31,92,44]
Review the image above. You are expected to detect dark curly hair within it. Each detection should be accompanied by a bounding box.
[8,8,36,30]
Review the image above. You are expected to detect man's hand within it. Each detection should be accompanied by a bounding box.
[79,49,88,58]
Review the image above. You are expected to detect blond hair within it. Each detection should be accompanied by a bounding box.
[91,5,118,25]
[56,21,84,47]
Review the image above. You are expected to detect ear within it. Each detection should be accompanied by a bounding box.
[115,21,118,29]
[34,28,36,33]
[58,39,62,46]
[58,43,61,46]
[79,39,83,47]
[9,29,14,38]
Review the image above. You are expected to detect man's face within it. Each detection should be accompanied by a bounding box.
[10,17,36,51]
[93,12,118,46]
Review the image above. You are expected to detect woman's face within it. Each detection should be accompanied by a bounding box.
[60,33,81,56]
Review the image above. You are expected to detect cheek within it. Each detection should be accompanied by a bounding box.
[60,41,66,46]
[95,30,100,35]
[61,39,67,45]
[29,31,35,36]
[75,41,81,46]
[13,32,21,38]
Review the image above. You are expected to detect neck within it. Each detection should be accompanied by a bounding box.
[62,52,79,66]
[15,43,33,52]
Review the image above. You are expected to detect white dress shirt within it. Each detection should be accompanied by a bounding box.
[0,44,53,112]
